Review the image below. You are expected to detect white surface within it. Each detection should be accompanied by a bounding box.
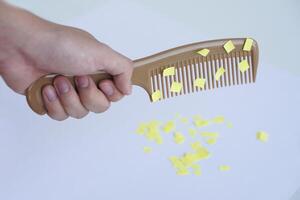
[1,0,300,200]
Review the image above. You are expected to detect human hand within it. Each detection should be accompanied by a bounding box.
[0,2,133,120]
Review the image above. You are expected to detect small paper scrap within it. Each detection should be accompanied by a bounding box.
[212,116,225,124]
[174,132,185,144]
[196,48,210,57]
[170,82,183,93]
[193,115,210,127]
[256,131,269,142]
[143,147,152,154]
[238,60,250,73]
[243,38,253,51]
[163,67,175,77]
[194,78,206,89]
[151,90,162,102]
[215,67,226,81]
[162,121,175,133]
[188,128,197,138]
[219,165,231,172]
[223,40,235,53]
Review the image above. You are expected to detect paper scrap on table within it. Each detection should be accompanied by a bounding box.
[163,67,175,77]
[194,78,206,89]
[219,165,231,172]
[226,122,233,128]
[201,132,219,138]
[137,120,164,145]
[215,67,226,81]
[188,128,197,138]
[151,90,162,102]
[212,116,225,124]
[162,121,175,133]
[256,131,269,142]
[196,48,210,57]
[243,38,253,51]
[143,147,152,154]
[223,40,235,53]
[238,60,250,73]
[136,123,148,135]
[191,164,202,176]
[193,115,210,127]
[170,82,183,93]
[174,132,185,144]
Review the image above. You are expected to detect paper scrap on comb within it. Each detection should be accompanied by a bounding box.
[256,131,268,142]
[151,90,162,102]
[143,147,152,154]
[243,38,253,51]
[223,40,235,53]
[174,132,185,144]
[163,67,175,77]
[238,60,250,73]
[219,165,231,172]
[194,78,206,89]
[196,48,210,57]
[215,67,226,81]
[162,121,175,133]
[170,82,183,93]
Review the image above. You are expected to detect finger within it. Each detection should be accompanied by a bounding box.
[98,79,123,102]
[75,75,110,113]
[53,76,88,119]
[95,43,133,95]
[42,85,68,121]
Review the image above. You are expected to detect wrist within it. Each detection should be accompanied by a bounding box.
[0,2,50,68]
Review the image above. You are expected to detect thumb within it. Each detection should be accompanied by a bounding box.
[95,43,133,95]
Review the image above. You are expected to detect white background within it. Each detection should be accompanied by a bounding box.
[1,0,300,199]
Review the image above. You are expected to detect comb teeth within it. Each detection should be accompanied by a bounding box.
[150,50,254,101]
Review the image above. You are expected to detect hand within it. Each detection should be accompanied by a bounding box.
[0,2,133,121]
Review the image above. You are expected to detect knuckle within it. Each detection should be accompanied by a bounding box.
[70,111,88,119]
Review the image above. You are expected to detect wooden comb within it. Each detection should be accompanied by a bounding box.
[26,38,259,115]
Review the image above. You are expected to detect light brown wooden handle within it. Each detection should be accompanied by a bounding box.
[26,73,112,115]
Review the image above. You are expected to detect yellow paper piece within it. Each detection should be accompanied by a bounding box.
[212,116,225,124]
[206,138,217,145]
[226,122,233,128]
[191,141,203,151]
[163,67,175,77]
[256,131,269,142]
[194,147,210,160]
[191,164,202,176]
[238,60,250,73]
[188,128,197,138]
[141,120,163,145]
[180,117,188,123]
[143,146,152,154]
[223,40,235,53]
[215,67,226,81]
[194,78,206,89]
[193,115,210,127]
[219,165,231,171]
[151,90,162,102]
[174,132,185,144]
[196,48,210,57]
[135,123,148,135]
[162,121,175,133]
[169,156,189,175]
[200,132,219,138]
[243,38,253,51]
[170,82,183,93]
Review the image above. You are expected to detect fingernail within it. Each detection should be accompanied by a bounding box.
[75,76,89,89]
[44,87,57,102]
[56,79,70,95]
[102,84,114,96]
